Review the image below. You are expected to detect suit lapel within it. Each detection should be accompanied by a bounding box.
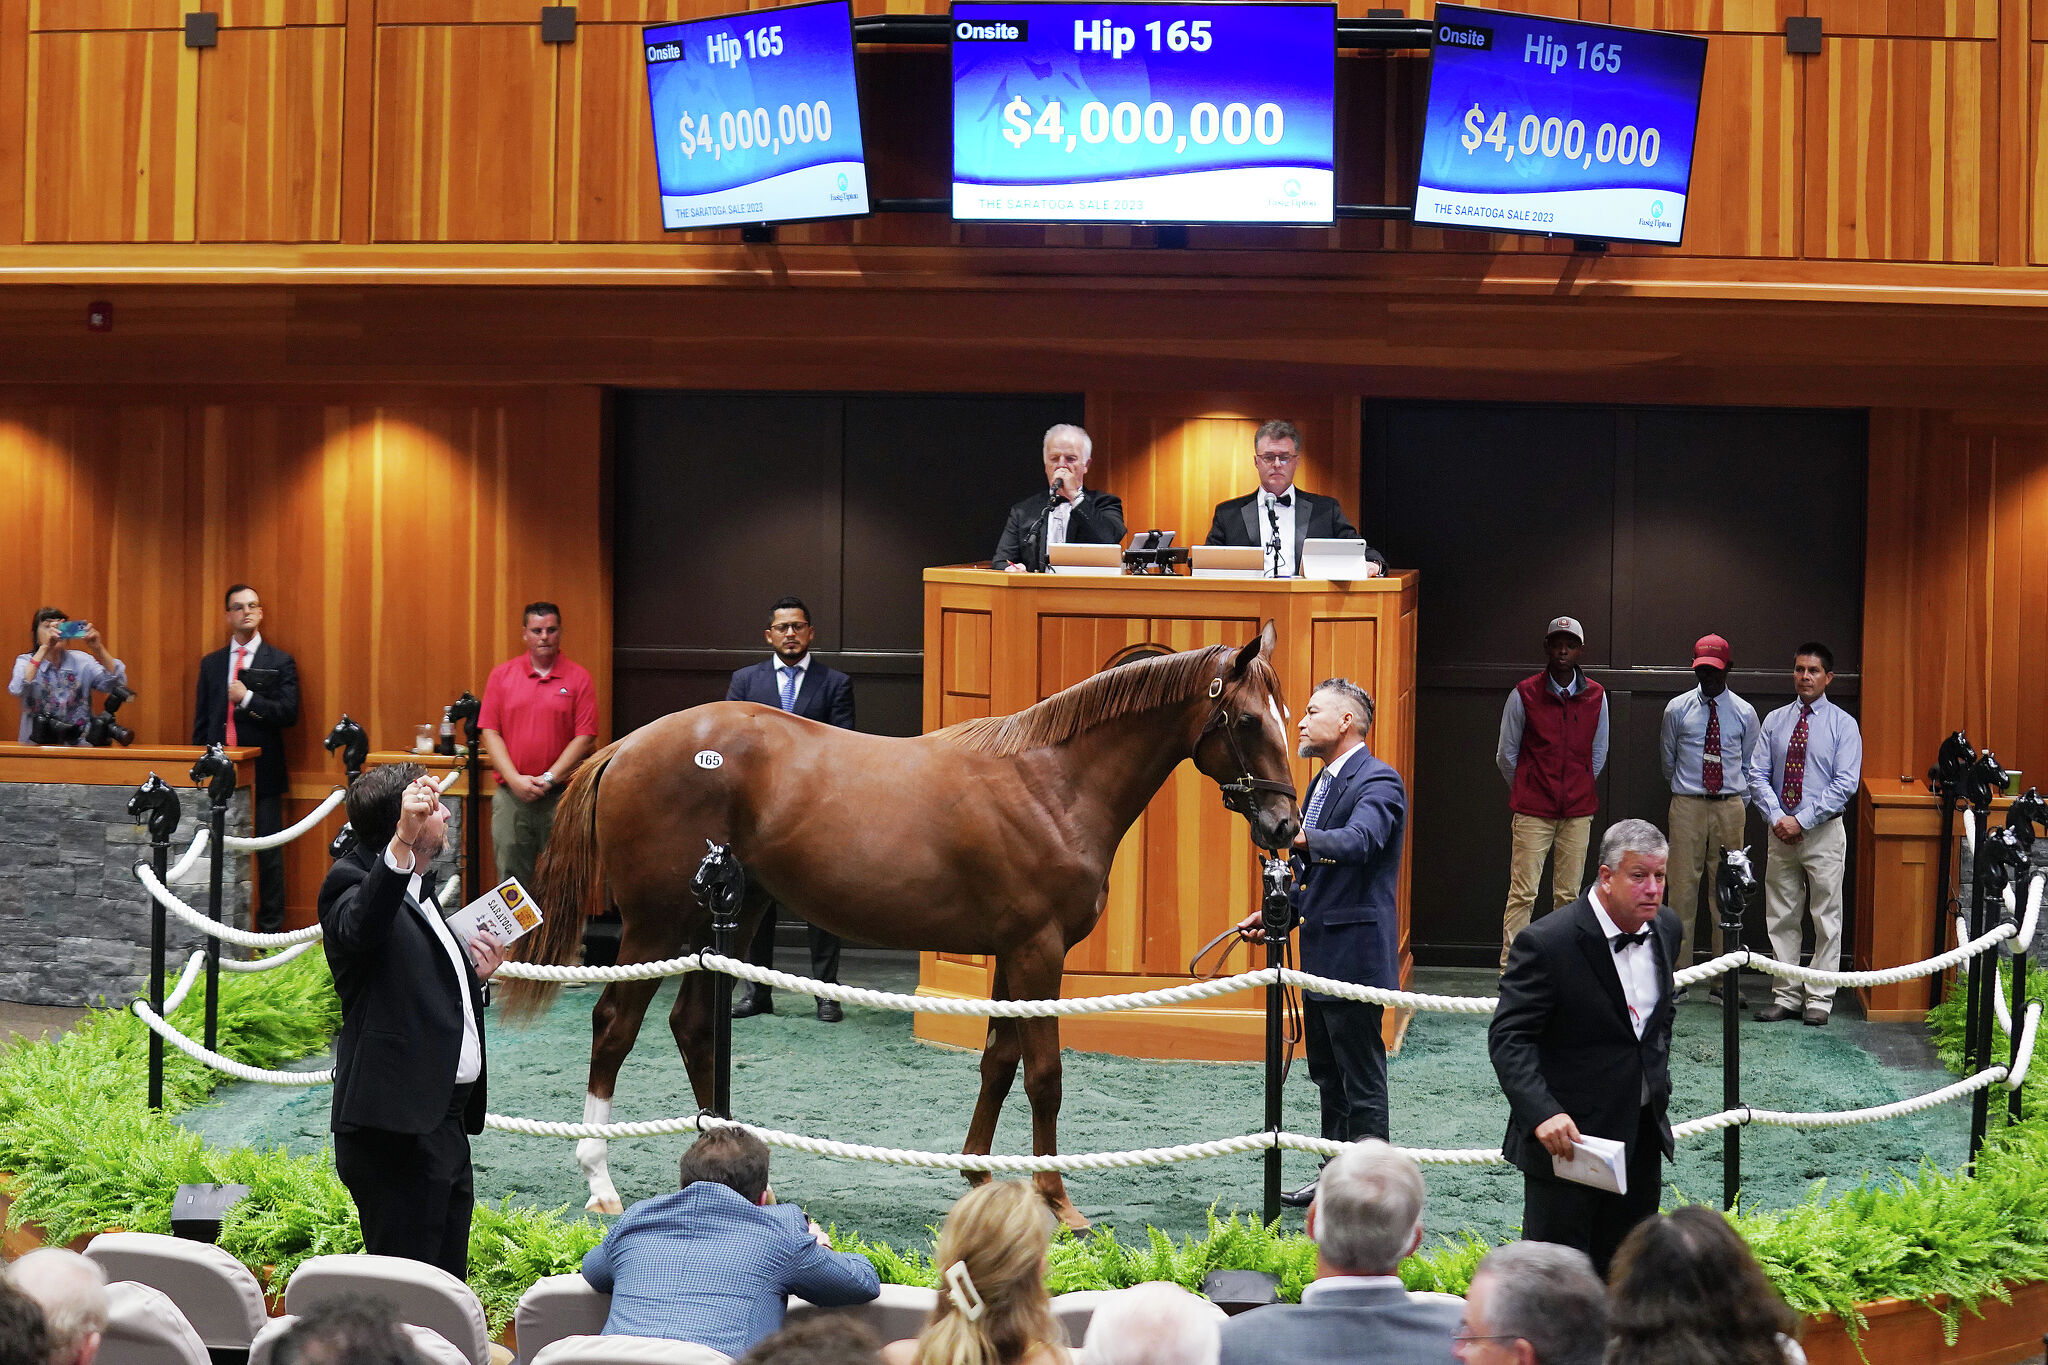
[1241,497,1261,546]
[794,663,823,719]
[1292,492,1315,568]
[1572,900,1632,1028]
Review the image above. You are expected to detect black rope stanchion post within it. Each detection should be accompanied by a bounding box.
[189,744,239,1053]
[1258,854,1296,1226]
[1714,846,1758,1210]
[1962,750,2009,1163]
[324,714,369,860]
[128,775,183,1111]
[2000,788,2044,1127]
[1927,732,1975,1011]
[693,841,746,1119]
[451,691,484,905]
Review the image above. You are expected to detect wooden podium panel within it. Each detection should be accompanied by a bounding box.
[916,567,1418,1060]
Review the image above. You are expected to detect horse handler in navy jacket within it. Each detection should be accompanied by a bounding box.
[1238,677,1408,1209]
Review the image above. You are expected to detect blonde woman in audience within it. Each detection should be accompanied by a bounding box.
[881,1181,1071,1365]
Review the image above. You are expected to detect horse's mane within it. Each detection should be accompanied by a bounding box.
[934,643,1250,757]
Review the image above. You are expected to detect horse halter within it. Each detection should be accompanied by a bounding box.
[1204,675,1298,816]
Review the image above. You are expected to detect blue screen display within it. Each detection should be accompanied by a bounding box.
[643,0,869,229]
[1413,4,1706,245]
[951,1,1335,224]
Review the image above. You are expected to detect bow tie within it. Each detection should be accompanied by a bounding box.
[1611,930,1652,953]
[1270,492,1292,508]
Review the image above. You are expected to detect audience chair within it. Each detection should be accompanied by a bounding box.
[513,1276,611,1365]
[103,1280,212,1365]
[281,1256,491,1365]
[248,1315,473,1365]
[785,1283,937,1345]
[85,1232,271,1353]
[1049,1290,1117,1344]
[528,1337,732,1365]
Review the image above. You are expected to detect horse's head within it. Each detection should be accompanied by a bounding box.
[1193,622,1300,852]
[128,773,183,844]
[188,744,239,806]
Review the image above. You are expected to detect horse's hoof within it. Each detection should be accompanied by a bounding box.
[586,1195,624,1215]
[1044,1196,1091,1234]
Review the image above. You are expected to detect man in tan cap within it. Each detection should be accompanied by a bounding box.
[1496,616,1609,970]
[1660,634,1760,1001]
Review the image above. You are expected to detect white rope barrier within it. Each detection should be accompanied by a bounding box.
[1275,967,1499,1014]
[130,999,335,1085]
[2008,1003,2043,1089]
[220,788,347,850]
[700,955,1285,1016]
[133,863,325,948]
[2018,876,2044,955]
[166,830,212,884]
[497,954,705,983]
[162,954,206,1015]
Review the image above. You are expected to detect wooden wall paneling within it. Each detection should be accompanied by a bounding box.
[196,22,346,240]
[339,0,373,240]
[1605,0,1795,32]
[1802,37,1999,261]
[0,0,27,244]
[556,23,665,242]
[371,23,558,241]
[2032,44,2046,263]
[1858,409,1921,782]
[29,0,179,27]
[1672,35,1800,256]
[1808,0,1995,37]
[24,28,195,241]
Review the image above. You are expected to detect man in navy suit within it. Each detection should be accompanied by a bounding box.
[725,596,855,1021]
[581,1127,878,1358]
[1240,678,1407,1207]
[1204,421,1384,579]
[192,584,300,932]
[1488,818,1678,1276]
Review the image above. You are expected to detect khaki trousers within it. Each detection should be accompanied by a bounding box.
[1503,813,1593,969]
[491,786,563,891]
[1667,794,1748,967]
[1763,816,1847,1015]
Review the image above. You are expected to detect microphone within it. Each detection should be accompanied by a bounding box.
[1267,502,1284,578]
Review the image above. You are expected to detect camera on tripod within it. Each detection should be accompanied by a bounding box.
[85,681,136,747]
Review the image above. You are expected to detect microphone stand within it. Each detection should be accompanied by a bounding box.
[1266,502,1284,579]
[1039,483,1064,573]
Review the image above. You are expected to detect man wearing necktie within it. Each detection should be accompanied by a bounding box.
[991,423,1127,572]
[191,585,300,931]
[318,764,506,1276]
[1658,633,1760,996]
[1745,642,1862,1026]
[1234,678,1406,1208]
[724,597,856,1022]
[1489,819,1678,1277]
[1203,420,1384,579]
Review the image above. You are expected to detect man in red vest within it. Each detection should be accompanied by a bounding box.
[1496,616,1610,971]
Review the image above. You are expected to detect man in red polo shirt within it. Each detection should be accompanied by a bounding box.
[478,601,598,890]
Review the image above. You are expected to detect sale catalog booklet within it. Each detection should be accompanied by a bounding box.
[447,878,544,946]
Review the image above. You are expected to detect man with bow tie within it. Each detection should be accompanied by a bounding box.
[1236,678,1406,1209]
[1203,421,1384,579]
[1488,819,1678,1277]
[192,584,300,931]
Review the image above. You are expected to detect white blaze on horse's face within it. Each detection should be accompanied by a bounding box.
[1267,696,1286,732]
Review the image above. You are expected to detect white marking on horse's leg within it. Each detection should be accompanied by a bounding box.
[577,1092,623,1213]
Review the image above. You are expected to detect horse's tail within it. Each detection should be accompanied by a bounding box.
[499,737,625,1023]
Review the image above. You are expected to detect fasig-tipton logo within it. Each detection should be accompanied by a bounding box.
[645,40,683,62]
[954,17,1028,40]
[1435,20,1492,49]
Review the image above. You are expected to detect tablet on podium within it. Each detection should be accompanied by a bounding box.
[1048,544,1124,576]
[1301,538,1378,581]
[1188,545,1264,579]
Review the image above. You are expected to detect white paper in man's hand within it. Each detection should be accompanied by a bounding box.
[446,877,544,946]
[1551,1133,1627,1195]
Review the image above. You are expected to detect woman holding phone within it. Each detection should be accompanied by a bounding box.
[10,606,126,744]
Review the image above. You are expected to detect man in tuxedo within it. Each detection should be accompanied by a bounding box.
[991,423,1126,571]
[318,764,505,1277]
[1488,818,1678,1277]
[725,596,855,1022]
[191,584,301,932]
[1218,1142,1458,1365]
[1235,678,1406,1208]
[1204,421,1384,579]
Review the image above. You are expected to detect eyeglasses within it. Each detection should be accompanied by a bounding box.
[769,623,812,634]
[1452,1322,1520,1346]
[1253,451,1298,465]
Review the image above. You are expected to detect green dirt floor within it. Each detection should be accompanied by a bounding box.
[177,955,1969,1255]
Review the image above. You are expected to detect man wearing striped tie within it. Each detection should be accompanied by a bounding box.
[1745,642,1862,1026]
[1236,678,1407,1207]
[725,597,855,1022]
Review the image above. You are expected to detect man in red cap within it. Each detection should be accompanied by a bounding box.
[1659,634,1760,999]
[1496,615,1609,970]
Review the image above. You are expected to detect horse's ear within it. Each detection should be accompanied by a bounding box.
[1230,624,1270,679]
[1258,620,1277,658]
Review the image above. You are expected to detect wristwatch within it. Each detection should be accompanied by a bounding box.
[538,770,555,787]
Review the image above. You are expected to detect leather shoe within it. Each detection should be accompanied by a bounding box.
[1279,1179,1318,1209]
[1753,1004,1801,1023]
[731,989,774,1019]
[1802,1007,1829,1027]
[815,999,844,1023]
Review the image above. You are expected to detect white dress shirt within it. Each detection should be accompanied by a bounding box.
[229,632,263,710]
[1261,486,1298,577]
[1590,887,1659,1040]
[1300,1274,1406,1301]
[383,846,482,1083]
[1047,494,1075,545]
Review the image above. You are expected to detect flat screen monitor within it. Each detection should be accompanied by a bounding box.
[951,1,1336,224]
[642,0,870,230]
[1412,3,1707,246]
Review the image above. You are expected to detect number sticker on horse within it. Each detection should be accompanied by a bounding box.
[694,750,724,769]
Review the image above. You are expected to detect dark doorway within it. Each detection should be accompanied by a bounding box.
[612,391,1085,739]
[1362,404,1868,967]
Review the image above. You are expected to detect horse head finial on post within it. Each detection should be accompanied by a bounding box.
[189,744,238,808]
[129,774,183,845]
[324,714,370,783]
[2003,787,2047,848]
[693,841,747,1120]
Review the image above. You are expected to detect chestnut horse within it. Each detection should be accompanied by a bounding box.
[502,623,1299,1228]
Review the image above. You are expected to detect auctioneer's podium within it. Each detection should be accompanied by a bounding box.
[916,566,1418,1061]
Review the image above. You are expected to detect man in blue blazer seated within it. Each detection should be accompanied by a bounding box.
[726,596,857,1022]
[1238,677,1408,1208]
[581,1127,880,1358]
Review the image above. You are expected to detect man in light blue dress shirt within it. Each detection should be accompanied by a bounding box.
[1659,633,1760,988]
[1744,642,1862,1026]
